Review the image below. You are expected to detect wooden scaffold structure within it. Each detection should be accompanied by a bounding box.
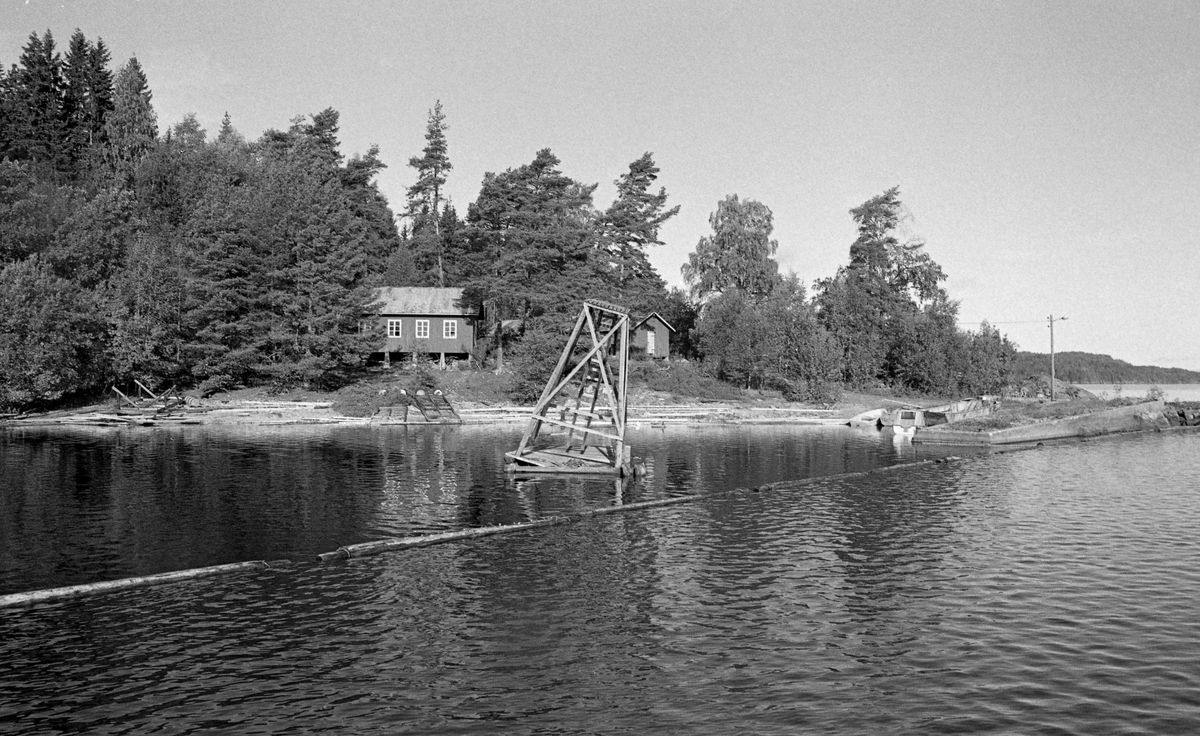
[505,300,634,476]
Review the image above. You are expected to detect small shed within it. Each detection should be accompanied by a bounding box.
[631,312,675,360]
[373,287,480,366]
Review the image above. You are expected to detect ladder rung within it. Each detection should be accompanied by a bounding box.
[561,407,604,419]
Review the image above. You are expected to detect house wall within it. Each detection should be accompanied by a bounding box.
[632,316,671,359]
[378,315,475,355]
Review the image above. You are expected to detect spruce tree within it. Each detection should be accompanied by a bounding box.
[5,31,68,171]
[0,66,9,157]
[104,57,157,187]
[215,111,244,146]
[62,30,113,177]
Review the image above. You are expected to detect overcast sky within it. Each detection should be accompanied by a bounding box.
[5,0,1198,369]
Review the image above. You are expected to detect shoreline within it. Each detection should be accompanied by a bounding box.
[0,398,862,429]
[15,392,1190,436]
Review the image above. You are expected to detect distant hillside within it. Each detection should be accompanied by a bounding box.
[1013,351,1200,384]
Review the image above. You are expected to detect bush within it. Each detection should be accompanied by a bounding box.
[505,323,567,404]
[406,359,440,392]
[329,370,440,417]
[630,361,742,401]
[768,375,843,405]
[803,379,843,405]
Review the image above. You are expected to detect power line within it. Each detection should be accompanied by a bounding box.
[955,319,1055,325]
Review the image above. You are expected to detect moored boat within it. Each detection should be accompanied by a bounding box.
[881,396,998,434]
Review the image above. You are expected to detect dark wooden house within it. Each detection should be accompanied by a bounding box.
[373,287,480,366]
[631,312,675,360]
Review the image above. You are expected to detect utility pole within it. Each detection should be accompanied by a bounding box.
[1049,315,1068,401]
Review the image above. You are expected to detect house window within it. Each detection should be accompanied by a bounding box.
[443,320,457,339]
[387,319,402,338]
[415,319,430,339]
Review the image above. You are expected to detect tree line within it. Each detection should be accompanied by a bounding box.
[0,30,393,409]
[387,105,1017,403]
[1,27,1018,412]
[676,188,1016,402]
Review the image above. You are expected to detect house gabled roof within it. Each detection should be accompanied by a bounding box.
[633,312,677,333]
[374,287,473,316]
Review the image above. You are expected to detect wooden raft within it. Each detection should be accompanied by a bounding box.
[505,300,633,476]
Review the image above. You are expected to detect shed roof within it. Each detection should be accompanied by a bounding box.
[633,312,677,333]
[374,287,472,316]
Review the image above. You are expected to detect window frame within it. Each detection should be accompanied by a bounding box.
[443,319,458,339]
[415,319,430,339]
[387,319,402,338]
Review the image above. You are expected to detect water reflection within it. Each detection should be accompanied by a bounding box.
[1,422,970,596]
[2,432,1199,733]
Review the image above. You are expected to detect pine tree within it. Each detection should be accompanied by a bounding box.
[815,186,957,389]
[464,148,602,325]
[405,101,452,285]
[599,152,678,309]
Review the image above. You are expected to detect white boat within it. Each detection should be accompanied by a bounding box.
[881,397,999,433]
[847,408,887,427]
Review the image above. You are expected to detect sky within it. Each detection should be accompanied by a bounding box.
[4,0,1199,369]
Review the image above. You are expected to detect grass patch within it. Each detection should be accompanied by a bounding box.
[950,397,1138,431]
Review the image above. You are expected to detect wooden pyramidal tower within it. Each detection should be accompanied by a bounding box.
[505,300,633,476]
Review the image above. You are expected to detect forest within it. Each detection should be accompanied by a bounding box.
[0,28,1022,412]
[1013,352,1200,386]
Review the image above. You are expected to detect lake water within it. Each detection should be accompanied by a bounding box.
[2,423,1199,734]
[1076,383,1200,402]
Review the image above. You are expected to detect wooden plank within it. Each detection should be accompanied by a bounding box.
[509,301,633,475]
[506,463,622,476]
[534,415,622,442]
[560,407,607,420]
[528,332,616,417]
[583,298,629,315]
[504,451,550,467]
[516,309,588,456]
[532,447,615,464]
[111,386,137,408]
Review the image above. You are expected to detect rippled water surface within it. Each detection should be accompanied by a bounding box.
[2,425,1199,734]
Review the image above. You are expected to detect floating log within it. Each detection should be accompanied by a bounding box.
[317,457,969,563]
[0,560,281,609]
[317,518,573,562]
